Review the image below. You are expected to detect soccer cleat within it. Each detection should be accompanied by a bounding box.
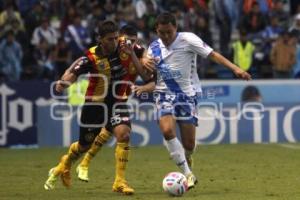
[112,180,134,195]
[76,165,89,182]
[44,168,58,190]
[186,173,198,190]
[60,169,71,188]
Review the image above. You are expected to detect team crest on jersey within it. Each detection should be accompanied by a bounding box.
[129,63,136,74]
[120,52,129,60]
[97,58,109,70]
[98,60,106,69]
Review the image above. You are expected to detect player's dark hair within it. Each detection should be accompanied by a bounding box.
[241,85,261,102]
[97,20,118,38]
[120,25,137,36]
[155,12,177,28]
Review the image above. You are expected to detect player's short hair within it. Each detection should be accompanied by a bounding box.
[155,12,177,28]
[97,20,118,38]
[120,25,137,36]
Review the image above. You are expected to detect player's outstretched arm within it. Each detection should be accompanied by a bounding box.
[208,51,252,80]
[56,70,77,93]
[55,59,85,92]
[56,56,92,92]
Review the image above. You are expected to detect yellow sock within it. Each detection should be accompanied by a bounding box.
[80,129,112,167]
[115,142,130,181]
[53,142,82,175]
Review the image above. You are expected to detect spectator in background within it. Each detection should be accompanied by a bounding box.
[0,30,23,81]
[193,15,212,47]
[135,0,157,19]
[289,0,300,16]
[64,14,91,59]
[290,30,300,78]
[241,85,262,102]
[261,16,283,43]
[142,0,158,41]
[253,16,283,79]
[243,0,273,15]
[0,2,25,38]
[117,0,136,24]
[53,37,71,79]
[31,16,58,48]
[270,0,290,29]
[289,14,300,41]
[33,39,54,80]
[86,3,106,42]
[213,0,238,57]
[240,2,268,38]
[231,29,255,73]
[60,6,77,34]
[193,15,214,78]
[270,31,296,78]
[24,1,45,38]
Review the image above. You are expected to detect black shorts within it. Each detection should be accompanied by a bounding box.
[79,102,131,146]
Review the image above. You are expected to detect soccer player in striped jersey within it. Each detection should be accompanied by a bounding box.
[75,25,155,183]
[147,12,251,190]
[44,21,152,195]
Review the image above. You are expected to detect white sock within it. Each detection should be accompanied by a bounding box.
[165,137,191,176]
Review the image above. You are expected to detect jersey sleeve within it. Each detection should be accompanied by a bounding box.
[69,56,93,76]
[185,32,213,58]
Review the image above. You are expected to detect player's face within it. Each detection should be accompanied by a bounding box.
[156,23,177,47]
[100,32,119,55]
[121,34,137,45]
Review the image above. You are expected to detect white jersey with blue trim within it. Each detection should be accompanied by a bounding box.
[148,32,213,96]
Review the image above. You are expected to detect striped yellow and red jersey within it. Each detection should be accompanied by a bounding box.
[70,44,144,103]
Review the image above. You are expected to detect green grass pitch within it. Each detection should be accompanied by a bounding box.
[0,144,299,200]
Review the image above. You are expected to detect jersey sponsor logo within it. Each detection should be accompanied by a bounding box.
[98,61,106,69]
[159,68,182,80]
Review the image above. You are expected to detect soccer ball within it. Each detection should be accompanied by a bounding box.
[162,172,188,196]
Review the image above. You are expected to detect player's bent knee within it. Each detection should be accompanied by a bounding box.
[161,127,175,140]
[114,125,131,143]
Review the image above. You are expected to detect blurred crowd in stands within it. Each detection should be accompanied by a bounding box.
[0,0,300,81]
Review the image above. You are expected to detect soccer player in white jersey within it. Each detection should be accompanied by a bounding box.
[147,12,251,190]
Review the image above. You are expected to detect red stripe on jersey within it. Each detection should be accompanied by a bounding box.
[85,50,99,99]
[117,55,137,101]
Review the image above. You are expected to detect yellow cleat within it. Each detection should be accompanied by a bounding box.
[112,180,134,195]
[44,168,58,190]
[76,165,89,182]
[186,173,198,190]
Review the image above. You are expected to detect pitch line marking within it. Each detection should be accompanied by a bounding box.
[278,144,300,150]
